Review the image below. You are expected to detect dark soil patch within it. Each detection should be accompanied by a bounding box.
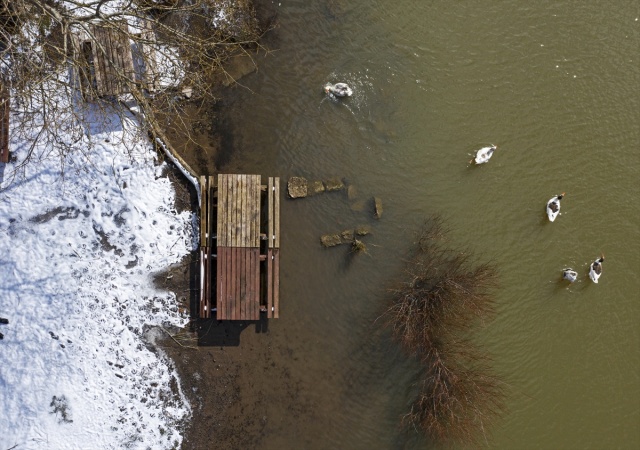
[159,321,317,450]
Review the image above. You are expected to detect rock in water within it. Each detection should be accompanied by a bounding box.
[308,180,325,196]
[374,197,383,218]
[323,178,345,192]
[320,234,342,247]
[287,177,308,198]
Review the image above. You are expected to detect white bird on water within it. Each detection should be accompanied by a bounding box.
[470,145,497,165]
[324,83,353,98]
[562,268,578,283]
[589,255,605,283]
[546,193,565,222]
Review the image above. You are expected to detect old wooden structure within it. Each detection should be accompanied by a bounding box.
[73,21,140,98]
[0,83,8,163]
[199,174,280,321]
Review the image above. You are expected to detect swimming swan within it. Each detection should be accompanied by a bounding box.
[589,255,605,283]
[324,83,353,98]
[562,268,578,283]
[470,145,497,165]
[546,193,565,222]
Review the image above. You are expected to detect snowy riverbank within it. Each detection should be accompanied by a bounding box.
[0,98,196,449]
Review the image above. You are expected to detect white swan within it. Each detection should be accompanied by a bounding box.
[470,145,497,165]
[562,268,578,283]
[589,255,605,283]
[324,83,353,98]
[546,193,565,222]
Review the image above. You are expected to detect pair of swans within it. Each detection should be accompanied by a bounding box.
[563,255,605,284]
[546,193,605,283]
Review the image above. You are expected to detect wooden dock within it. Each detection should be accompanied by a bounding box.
[199,174,280,320]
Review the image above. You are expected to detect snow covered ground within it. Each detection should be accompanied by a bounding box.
[0,94,197,449]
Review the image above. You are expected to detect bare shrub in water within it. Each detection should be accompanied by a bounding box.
[405,343,505,447]
[386,216,503,447]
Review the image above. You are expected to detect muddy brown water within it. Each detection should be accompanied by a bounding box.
[163,1,640,449]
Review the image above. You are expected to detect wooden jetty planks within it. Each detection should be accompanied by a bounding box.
[250,248,257,320]
[273,249,280,318]
[274,177,280,248]
[235,175,241,248]
[240,174,246,247]
[208,176,215,248]
[233,246,238,320]
[266,248,273,319]
[220,247,228,320]
[240,247,247,320]
[217,174,224,247]
[265,250,280,319]
[229,241,233,320]
[223,245,229,320]
[216,245,222,319]
[266,176,281,249]
[199,176,207,245]
[268,177,274,249]
[265,177,280,318]
[213,174,279,321]
[225,174,231,246]
[252,175,260,247]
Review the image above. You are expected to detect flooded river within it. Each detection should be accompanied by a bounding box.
[214,1,640,448]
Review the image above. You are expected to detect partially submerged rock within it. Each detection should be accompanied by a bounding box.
[288,176,346,198]
[287,177,308,198]
[324,178,345,192]
[340,229,354,241]
[355,226,371,236]
[350,199,366,212]
[308,180,325,196]
[320,234,342,247]
[321,226,372,248]
[374,197,383,219]
[347,184,358,200]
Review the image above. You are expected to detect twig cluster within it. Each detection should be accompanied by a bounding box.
[0,0,271,179]
[386,216,504,447]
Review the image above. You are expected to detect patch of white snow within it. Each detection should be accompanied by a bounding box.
[0,82,195,449]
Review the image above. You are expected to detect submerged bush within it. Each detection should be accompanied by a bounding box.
[386,216,504,447]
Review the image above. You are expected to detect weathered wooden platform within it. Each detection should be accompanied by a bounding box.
[199,174,280,320]
[0,83,8,163]
[72,21,137,98]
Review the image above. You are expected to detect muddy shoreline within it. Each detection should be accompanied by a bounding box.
[151,2,320,448]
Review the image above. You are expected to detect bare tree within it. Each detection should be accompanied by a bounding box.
[0,0,265,178]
